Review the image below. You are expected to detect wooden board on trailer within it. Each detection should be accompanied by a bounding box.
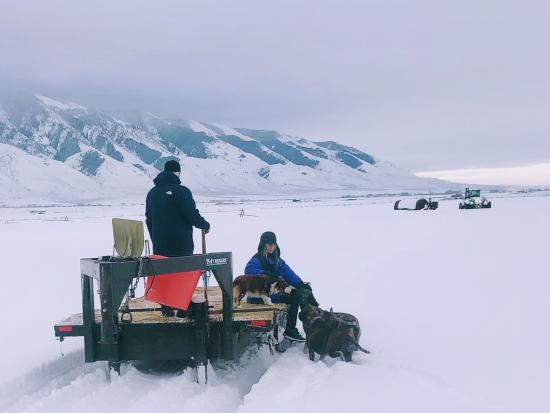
[56,286,286,326]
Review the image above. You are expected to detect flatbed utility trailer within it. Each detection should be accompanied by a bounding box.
[54,254,287,376]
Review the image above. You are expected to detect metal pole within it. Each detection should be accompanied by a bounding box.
[200,229,210,378]
[82,274,96,362]
[202,229,208,302]
[99,264,120,364]
[191,298,208,383]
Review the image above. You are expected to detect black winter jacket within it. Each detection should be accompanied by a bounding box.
[145,171,210,256]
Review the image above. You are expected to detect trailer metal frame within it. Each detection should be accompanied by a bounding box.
[54,253,286,374]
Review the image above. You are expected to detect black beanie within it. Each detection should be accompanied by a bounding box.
[257,231,277,253]
[164,160,181,172]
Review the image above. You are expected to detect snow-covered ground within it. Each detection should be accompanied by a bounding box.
[0,193,549,412]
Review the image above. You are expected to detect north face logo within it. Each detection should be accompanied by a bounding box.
[166,191,173,195]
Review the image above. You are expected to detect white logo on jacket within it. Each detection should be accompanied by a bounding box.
[165,191,172,195]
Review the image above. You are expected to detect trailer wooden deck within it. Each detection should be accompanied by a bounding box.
[56,286,286,327]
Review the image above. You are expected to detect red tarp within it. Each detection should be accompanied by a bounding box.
[144,255,203,310]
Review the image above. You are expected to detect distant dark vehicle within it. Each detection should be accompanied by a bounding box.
[394,198,438,211]
[459,188,492,209]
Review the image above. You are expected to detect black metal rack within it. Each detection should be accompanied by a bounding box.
[55,253,243,370]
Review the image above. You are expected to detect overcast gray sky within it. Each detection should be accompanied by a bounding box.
[1,0,549,171]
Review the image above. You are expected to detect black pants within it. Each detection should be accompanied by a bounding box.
[278,289,300,330]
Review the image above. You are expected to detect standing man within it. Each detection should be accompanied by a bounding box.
[145,160,210,315]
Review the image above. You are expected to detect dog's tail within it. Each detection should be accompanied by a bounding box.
[356,343,370,354]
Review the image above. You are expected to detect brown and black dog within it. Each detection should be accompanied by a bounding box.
[323,309,370,362]
[299,303,370,362]
[232,274,288,306]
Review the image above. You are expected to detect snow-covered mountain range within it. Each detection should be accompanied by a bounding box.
[0,91,449,205]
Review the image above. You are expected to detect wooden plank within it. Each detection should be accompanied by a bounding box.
[56,286,286,326]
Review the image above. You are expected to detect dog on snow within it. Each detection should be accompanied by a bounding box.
[323,308,370,362]
[299,303,332,361]
[299,303,370,362]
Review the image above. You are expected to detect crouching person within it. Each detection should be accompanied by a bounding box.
[244,231,317,342]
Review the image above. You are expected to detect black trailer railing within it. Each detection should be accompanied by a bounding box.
[77,253,234,366]
[55,252,288,377]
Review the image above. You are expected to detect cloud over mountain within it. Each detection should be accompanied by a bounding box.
[0,91,448,204]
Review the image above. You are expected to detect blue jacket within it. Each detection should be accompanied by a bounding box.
[244,254,303,287]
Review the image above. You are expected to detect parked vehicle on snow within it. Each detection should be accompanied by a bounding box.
[459,188,492,209]
[394,198,438,211]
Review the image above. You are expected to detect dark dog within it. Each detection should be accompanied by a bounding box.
[299,303,369,362]
[233,274,287,306]
[323,309,370,362]
[294,283,319,307]
[299,304,331,361]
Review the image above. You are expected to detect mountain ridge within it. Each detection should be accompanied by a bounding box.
[0,91,451,204]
